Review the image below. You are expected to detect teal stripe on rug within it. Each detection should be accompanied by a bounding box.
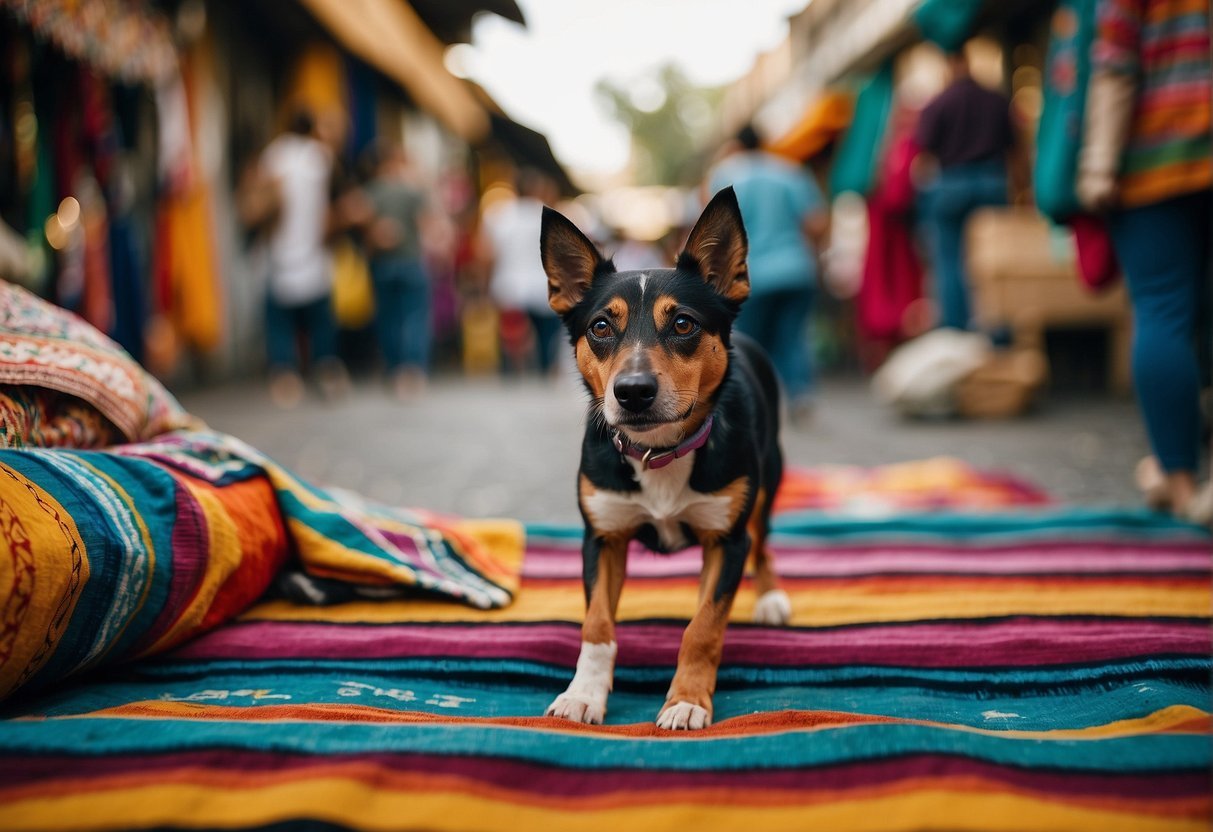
[0,716,1205,772]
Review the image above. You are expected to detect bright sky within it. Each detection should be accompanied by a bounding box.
[455,0,809,181]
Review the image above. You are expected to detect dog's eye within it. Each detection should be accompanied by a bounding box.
[672,315,698,336]
[589,319,614,339]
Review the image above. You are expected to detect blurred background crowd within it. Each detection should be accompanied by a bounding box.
[0,0,1208,518]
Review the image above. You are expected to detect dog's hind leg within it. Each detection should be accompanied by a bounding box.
[747,487,792,626]
[546,533,629,724]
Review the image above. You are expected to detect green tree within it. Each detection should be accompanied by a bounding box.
[596,65,724,186]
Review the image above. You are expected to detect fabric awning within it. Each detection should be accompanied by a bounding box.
[488,114,579,196]
[766,91,854,163]
[410,0,525,44]
[297,0,489,142]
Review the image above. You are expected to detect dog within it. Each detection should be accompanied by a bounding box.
[540,187,790,731]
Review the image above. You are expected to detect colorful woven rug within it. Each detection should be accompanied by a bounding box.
[776,456,1051,514]
[0,508,1207,831]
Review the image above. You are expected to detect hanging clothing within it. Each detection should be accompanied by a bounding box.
[166,183,222,352]
[108,212,145,364]
[858,132,923,343]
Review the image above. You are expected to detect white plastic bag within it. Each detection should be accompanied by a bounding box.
[872,328,992,417]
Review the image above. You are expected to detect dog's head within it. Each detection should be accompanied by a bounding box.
[541,187,749,448]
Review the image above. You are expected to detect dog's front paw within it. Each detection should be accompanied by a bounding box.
[656,701,711,730]
[753,588,792,625]
[546,692,606,725]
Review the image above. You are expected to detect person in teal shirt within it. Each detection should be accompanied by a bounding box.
[708,124,828,419]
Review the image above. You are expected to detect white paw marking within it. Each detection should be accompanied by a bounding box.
[545,641,616,725]
[753,589,792,626]
[546,691,606,724]
[656,701,711,730]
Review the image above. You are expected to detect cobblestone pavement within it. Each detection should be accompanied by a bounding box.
[181,373,1150,525]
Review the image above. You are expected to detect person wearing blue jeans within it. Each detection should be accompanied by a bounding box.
[527,310,563,376]
[371,257,431,381]
[708,124,828,421]
[914,50,1020,330]
[735,287,815,405]
[359,140,432,399]
[1076,0,1212,521]
[265,293,343,403]
[1108,191,1210,508]
[918,161,1007,329]
[258,110,349,408]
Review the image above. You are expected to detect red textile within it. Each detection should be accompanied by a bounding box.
[1069,212,1121,292]
[857,133,923,342]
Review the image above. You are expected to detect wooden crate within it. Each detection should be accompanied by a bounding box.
[966,207,1131,394]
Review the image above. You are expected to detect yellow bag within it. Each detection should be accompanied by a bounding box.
[331,239,375,328]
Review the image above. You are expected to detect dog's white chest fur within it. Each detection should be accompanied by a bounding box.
[583,453,732,549]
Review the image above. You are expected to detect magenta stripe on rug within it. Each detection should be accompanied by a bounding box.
[0,750,1203,799]
[173,618,1211,667]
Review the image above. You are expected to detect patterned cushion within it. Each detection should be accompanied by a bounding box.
[0,281,195,443]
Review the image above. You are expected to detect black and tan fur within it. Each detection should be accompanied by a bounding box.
[541,188,789,730]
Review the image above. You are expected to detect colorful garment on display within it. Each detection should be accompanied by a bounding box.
[0,509,1207,831]
[830,62,894,198]
[857,125,923,344]
[0,0,177,84]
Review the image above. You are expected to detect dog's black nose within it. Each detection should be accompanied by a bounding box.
[614,373,658,413]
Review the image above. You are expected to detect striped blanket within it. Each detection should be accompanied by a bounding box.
[0,281,520,704]
[1,508,1208,831]
[0,429,520,703]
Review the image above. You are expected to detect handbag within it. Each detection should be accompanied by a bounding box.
[1034,0,1120,292]
[331,239,375,329]
[1069,213,1119,292]
[1035,0,1095,221]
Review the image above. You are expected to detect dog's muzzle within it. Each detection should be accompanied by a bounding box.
[613,372,658,414]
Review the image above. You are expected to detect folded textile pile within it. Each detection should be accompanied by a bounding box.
[0,282,520,703]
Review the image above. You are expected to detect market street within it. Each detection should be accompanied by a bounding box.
[182,374,1150,525]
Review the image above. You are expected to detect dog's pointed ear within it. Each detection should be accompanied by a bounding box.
[677,186,749,304]
[541,207,610,316]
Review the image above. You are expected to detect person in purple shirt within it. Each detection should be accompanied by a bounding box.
[915,49,1023,330]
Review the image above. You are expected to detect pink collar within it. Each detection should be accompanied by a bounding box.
[611,414,715,471]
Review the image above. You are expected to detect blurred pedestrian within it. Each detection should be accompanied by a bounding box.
[480,169,562,378]
[257,109,348,407]
[608,227,665,272]
[708,124,828,421]
[914,48,1023,331]
[1078,0,1212,522]
[358,140,433,400]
